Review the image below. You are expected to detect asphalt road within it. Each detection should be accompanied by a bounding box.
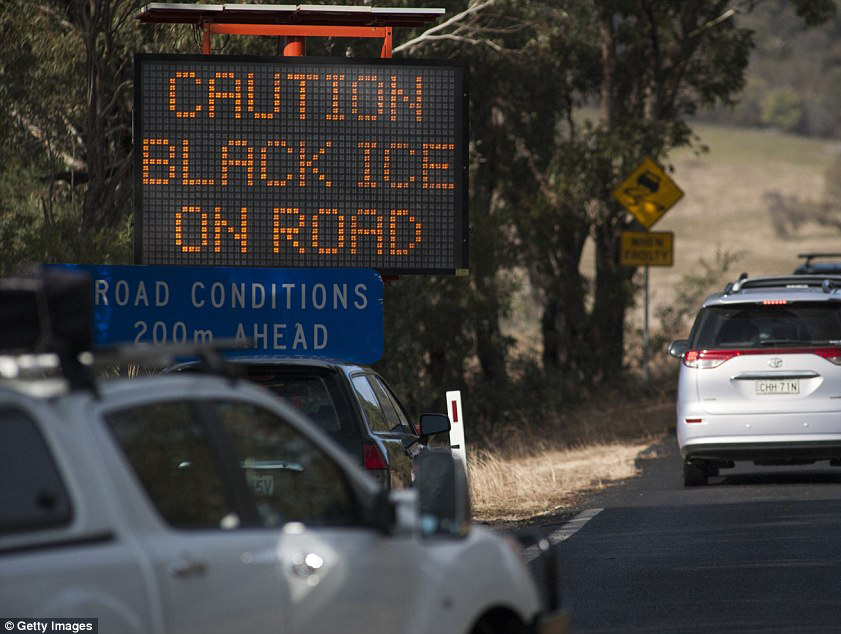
[537,433,841,633]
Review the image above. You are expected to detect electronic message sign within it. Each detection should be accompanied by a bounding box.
[134,54,468,274]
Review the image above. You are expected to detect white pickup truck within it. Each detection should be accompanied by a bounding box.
[0,353,569,634]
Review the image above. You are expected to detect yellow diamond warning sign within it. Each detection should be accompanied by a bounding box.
[619,230,674,267]
[612,157,683,229]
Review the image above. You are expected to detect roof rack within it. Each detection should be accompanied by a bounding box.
[724,274,841,295]
[0,340,252,394]
[797,252,841,263]
[794,253,841,274]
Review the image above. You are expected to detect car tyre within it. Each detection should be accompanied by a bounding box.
[682,460,708,487]
[470,610,528,634]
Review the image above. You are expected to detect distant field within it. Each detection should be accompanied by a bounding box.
[506,122,841,361]
[649,123,841,316]
[671,123,840,167]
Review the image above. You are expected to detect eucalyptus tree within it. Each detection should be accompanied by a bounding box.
[0,0,153,270]
[504,0,835,386]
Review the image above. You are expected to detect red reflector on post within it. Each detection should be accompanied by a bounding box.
[362,442,388,470]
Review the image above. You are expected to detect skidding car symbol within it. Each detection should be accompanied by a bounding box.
[622,170,665,211]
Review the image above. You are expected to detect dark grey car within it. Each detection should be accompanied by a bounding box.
[170,358,451,489]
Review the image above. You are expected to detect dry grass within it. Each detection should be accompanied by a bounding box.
[469,441,657,521]
[468,391,674,522]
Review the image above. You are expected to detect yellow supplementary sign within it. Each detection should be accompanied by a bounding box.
[619,230,673,267]
[612,157,684,229]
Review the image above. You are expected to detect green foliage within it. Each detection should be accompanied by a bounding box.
[0,0,146,269]
[707,0,841,136]
[786,0,836,26]
[375,276,475,414]
[760,87,805,132]
[1,0,836,440]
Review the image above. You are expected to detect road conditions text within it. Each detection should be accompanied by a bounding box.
[55,265,385,363]
[94,276,369,350]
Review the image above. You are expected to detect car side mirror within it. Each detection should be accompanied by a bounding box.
[415,449,470,538]
[368,487,418,535]
[418,413,450,438]
[669,339,689,359]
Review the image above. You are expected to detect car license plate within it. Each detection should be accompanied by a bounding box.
[247,473,274,496]
[755,379,799,395]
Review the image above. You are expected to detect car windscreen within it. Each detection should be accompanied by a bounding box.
[690,301,841,350]
[242,368,355,438]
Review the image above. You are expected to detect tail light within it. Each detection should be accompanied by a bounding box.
[362,441,388,471]
[683,349,740,369]
[815,348,841,365]
[684,347,841,368]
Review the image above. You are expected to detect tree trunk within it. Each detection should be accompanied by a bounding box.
[81,0,106,232]
[467,97,510,386]
[530,235,588,374]
[470,187,509,385]
[79,0,133,236]
[591,220,635,382]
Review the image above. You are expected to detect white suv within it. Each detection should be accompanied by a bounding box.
[0,357,569,634]
[670,275,841,486]
[0,270,569,634]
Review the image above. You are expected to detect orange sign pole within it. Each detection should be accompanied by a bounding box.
[199,23,393,58]
[381,27,393,59]
[201,24,211,54]
[283,36,305,56]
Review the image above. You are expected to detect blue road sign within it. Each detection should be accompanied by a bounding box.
[52,265,383,364]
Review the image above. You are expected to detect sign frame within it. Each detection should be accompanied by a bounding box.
[133,53,469,275]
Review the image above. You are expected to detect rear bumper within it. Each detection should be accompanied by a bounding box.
[676,405,841,458]
[681,438,841,463]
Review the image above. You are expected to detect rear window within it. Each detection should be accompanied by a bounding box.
[241,368,355,437]
[690,302,841,350]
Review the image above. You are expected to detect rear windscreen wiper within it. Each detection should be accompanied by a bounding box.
[758,339,803,346]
